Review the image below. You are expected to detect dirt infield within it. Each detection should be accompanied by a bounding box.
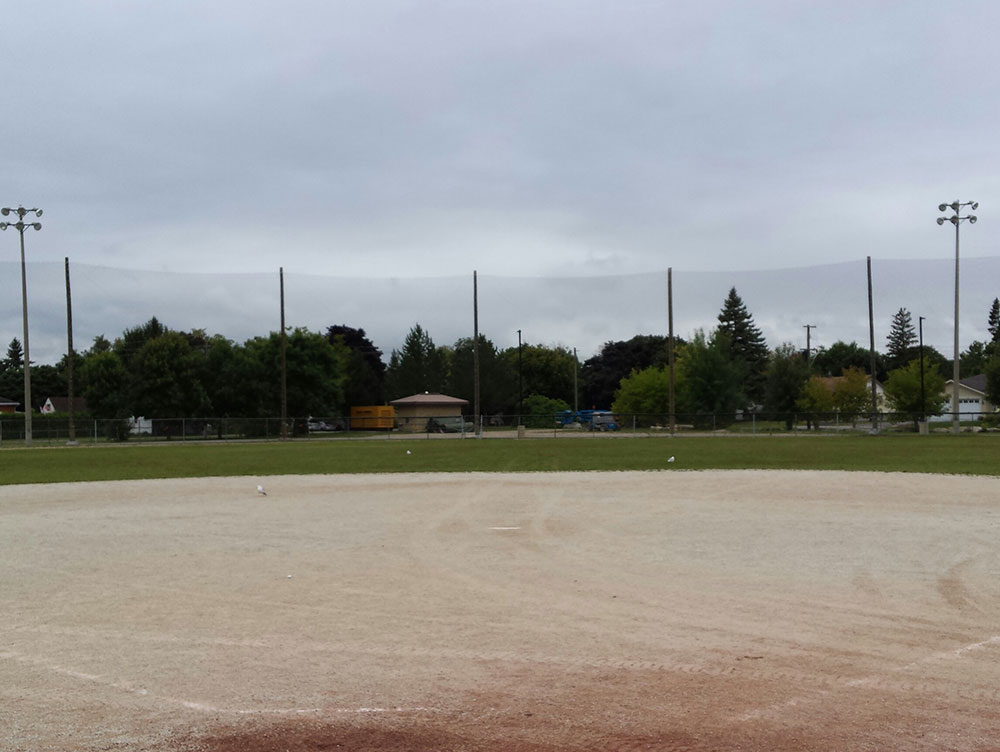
[2,470,999,751]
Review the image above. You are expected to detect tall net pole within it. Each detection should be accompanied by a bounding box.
[280,267,288,440]
[668,268,675,436]
[65,257,77,444]
[473,271,480,436]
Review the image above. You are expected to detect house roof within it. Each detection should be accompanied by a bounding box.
[816,375,882,391]
[944,374,988,395]
[0,395,18,406]
[960,374,987,395]
[390,392,469,407]
[44,396,89,412]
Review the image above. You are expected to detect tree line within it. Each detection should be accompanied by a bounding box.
[1,291,999,423]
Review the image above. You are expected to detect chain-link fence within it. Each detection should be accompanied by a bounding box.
[2,410,998,447]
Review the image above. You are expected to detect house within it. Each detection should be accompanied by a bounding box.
[934,375,995,421]
[40,396,89,415]
[816,375,887,412]
[0,395,18,414]
[390,392,470,432]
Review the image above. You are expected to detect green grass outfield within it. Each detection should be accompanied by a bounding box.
[0,434,997,485]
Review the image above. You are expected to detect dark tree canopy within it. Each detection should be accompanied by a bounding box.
[384,324,447,400]
[446,335,515,415]
[716,288,769,405]
[501,342,576,409]
[580,335,675,409]
[813,340,887,382]
[326,325,386,407]
[763,343,810,417]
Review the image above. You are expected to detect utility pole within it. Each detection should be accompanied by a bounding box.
[803,324,816,362]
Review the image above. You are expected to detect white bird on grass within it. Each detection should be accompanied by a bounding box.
[257,484,267,496]
[667,456,675,463]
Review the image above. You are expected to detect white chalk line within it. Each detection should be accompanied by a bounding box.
[736,635,1000,722]
[1,648,437,717]
[489,526,521,530]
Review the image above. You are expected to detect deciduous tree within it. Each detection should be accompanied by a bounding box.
[676,329,743,426]
[884,359,947,429]
[580,335,673,409]
[763,343,810,428]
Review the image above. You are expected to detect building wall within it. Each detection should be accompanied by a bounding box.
[394,404,463,431]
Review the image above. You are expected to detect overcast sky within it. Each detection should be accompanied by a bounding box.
[2,1,998,363]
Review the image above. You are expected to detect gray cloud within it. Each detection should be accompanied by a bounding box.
[0,1,996,300]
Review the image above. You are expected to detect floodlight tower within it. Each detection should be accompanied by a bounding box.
[936,200,978,435]
[0,206,43,447]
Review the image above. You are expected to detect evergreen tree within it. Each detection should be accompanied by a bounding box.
[384,324,447,399]
[5,338,24,370]
[988,298,1000,343]
[716,288,769,405]
[885,308,917,370]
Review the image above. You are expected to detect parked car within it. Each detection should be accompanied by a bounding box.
[590,412,619,431]
[425,416,474,433]
[307,418,346,432]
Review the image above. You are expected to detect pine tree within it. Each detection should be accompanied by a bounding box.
[988,298,1000,343]
[4,338,23,370]
[716,288,769,405]
[886,308,917,370]
[384,324,446,399]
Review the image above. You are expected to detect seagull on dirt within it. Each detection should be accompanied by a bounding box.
[257,484,267,496]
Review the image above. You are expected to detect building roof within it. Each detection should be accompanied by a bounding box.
[0,395,18,406]
[44,396,89,412]
[960,374,987,395]
[390,392,469,407]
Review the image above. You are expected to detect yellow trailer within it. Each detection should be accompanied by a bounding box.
[350,405,395,430]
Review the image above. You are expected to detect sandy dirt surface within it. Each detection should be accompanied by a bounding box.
[2,469,999,751]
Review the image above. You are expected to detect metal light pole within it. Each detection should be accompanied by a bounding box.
[0,206,42,447]
[517,329,523,426]
[918,315,926,424]
[937,201,978,434]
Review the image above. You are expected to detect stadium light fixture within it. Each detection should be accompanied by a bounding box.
[936,200,978,435]
[0,206,43,447]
